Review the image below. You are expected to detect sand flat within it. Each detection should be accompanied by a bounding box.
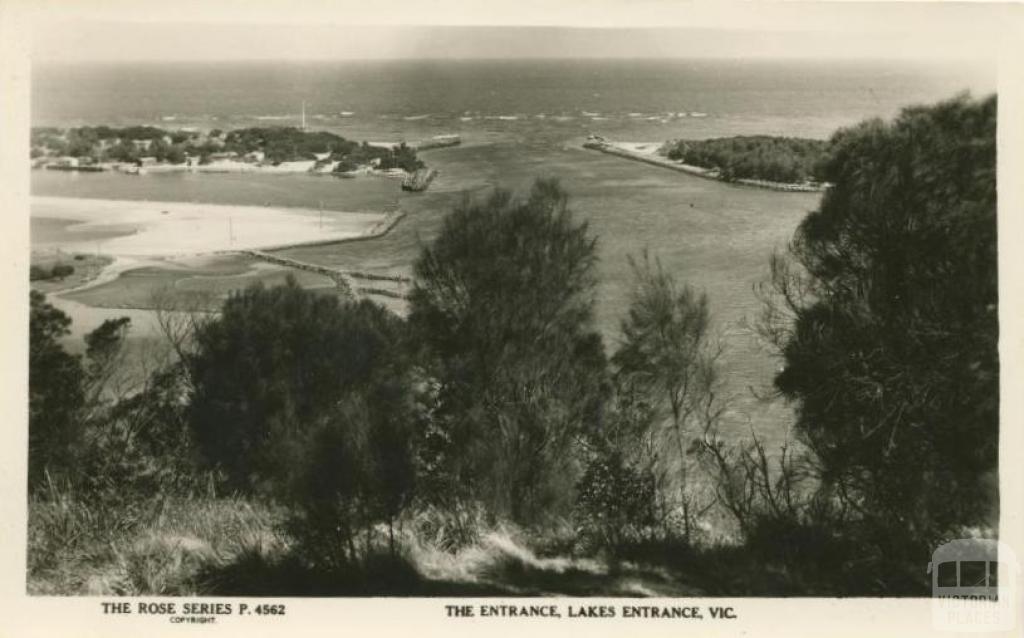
[32,196,386,257]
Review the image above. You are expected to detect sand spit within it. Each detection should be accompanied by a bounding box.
[32,196,387,257]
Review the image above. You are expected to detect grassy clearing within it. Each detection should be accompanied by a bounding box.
[64,255,342,311]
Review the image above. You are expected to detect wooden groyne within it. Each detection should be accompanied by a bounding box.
[582,141,827,193]
[347,270,411,284]
[234,208,412,301]
[241,250,357,297]
[241,250,412,302]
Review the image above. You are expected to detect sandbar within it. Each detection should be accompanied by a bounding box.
[31,196,387,257]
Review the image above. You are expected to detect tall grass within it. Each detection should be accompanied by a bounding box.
[29,481,699,596]
[28,478,287,595]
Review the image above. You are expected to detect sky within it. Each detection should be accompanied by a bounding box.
[24,1,1020,63]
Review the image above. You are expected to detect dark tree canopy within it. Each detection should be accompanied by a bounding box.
[186,278,410,492]
[409,179,608,522]
[665,135,828,183]
[28,291,85,489]
[770,93,997,540]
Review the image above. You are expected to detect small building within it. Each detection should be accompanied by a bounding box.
[245,150,266,162]
[131,139,154,151]
[138,156,158,166]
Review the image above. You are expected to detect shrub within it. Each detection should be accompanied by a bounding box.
[51,263,74,279]
[28,291,86,490]
[611,251,724,542]
[187,278,412,494]
[574,446,657,555]
[287,389,417,567]
[29,265,50,281]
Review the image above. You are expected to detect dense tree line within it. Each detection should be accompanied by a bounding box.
[223,127,345,163]
[665,135,828,183]
[33,125,193,162]
[221,128,423,169]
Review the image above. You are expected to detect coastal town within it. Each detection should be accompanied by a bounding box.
[31,125,458,191]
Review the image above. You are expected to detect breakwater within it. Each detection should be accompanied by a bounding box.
[582,141,827,193]
[414,135,461,151]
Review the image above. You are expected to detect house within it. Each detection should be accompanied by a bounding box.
[245,150,266,162]
[131,139,153,151]
[138,156,158,166]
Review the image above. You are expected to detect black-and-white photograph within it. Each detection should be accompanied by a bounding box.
[6,0,1018,622]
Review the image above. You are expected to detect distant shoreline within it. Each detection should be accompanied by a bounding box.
[583,139,828,193]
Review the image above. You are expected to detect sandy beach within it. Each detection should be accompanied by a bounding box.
[140,159,319,174]
[31,196,387,257]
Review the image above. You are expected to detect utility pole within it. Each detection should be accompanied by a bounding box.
[302,101,307,131]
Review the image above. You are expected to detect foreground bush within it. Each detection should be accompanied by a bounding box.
[187,279,411,493]
[763,93,998,548]
[410,179,608,525]
[28,291,85,490]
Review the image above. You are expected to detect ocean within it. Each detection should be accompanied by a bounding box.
[32,58,994,142]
